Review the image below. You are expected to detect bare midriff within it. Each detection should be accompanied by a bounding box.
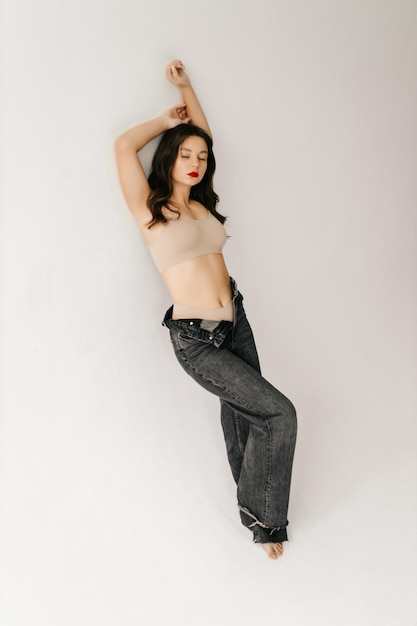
[161,253,232,315]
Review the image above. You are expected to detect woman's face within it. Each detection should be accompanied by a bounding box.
[171,136,209,186]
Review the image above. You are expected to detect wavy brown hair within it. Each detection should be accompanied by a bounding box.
[146,124,226,228]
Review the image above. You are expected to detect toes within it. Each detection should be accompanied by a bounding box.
[261,543,283,560]
[261,544,276,559]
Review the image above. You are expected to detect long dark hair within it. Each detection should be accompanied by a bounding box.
[147,124,226,228]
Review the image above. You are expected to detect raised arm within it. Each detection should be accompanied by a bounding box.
[114,105,190,226]
[167,60,212,138]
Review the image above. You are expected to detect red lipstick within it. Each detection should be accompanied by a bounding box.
[187,172,198,178]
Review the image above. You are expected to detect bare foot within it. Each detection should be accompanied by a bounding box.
[261,542,284,560]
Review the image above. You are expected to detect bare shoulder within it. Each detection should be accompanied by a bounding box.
[190,199,210,215]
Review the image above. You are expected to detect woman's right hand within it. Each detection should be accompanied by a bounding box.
[161,104,191,128]
[115,107,190,225]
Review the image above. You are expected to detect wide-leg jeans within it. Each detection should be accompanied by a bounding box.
[162,279,297,543]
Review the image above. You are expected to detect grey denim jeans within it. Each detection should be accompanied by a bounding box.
[162,278,297,544]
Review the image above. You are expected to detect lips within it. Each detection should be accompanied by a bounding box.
[187,172,199,178]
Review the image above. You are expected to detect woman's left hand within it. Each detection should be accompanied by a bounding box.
[166,59,191,88]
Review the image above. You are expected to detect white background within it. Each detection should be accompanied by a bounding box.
[1,1,416,624]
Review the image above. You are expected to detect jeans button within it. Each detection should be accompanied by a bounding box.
[209,335,213,340]
[189,321,193,325]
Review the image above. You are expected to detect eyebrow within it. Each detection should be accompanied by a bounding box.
[180,147,209,155]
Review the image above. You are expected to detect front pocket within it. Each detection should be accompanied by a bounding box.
[177,332,206,350]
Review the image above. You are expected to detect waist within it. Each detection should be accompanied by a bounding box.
[171,277,238,322]
[172,300,234,322]
[163,278,240,332]
[162,255,232,311]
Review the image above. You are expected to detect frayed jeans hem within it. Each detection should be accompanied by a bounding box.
[238,504,289,544]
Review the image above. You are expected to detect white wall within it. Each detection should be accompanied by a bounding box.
[1,1,416,625]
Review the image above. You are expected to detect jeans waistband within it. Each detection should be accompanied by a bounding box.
[162,277,242,348]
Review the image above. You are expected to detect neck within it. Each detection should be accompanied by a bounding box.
[170,184,191,209]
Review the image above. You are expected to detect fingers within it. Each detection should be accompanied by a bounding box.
[165,104,190,127]
[169,59,184,70]
[166,59,186,83]
[167,65,179,83]
[176,106,190,125]
[168,65,177,80]
[176,104,188,120]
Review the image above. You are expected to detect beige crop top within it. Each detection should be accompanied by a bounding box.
[148,210,228,273]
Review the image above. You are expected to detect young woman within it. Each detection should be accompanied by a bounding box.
[115,60,297,560]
